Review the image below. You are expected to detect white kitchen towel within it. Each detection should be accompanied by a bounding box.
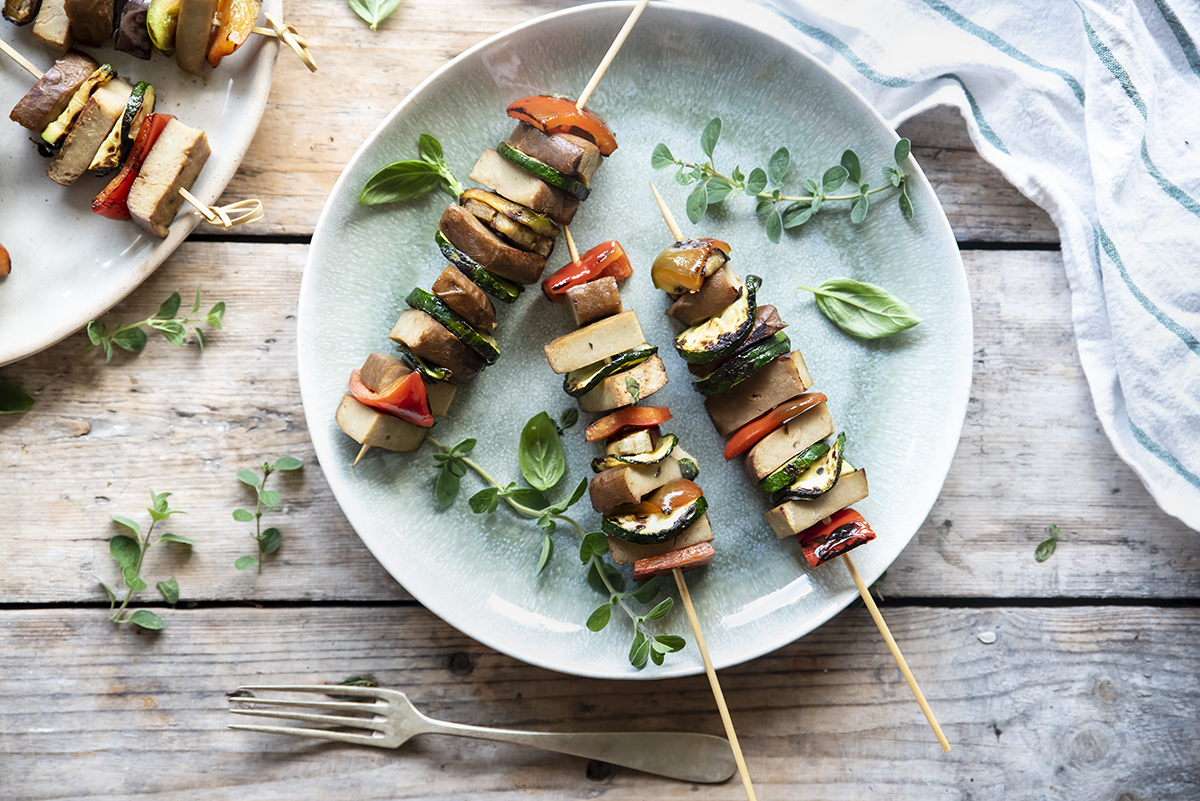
[676,0,1200,531]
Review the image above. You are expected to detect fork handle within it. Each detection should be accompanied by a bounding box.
[418,719,737,783]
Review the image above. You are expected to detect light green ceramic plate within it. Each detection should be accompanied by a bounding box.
[298,1,971,680]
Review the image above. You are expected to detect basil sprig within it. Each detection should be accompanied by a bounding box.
[798,278,922,339]
[358,134,464,205]
[347,0,404,31]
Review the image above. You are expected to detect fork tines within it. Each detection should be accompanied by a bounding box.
[229,684,389,744]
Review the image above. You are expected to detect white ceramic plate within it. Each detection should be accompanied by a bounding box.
[298,2,971,680]
[0,5,279,366]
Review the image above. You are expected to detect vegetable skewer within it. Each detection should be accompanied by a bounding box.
[650,180,951,753]
[1,42,264,242]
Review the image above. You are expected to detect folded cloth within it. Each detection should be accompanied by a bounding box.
[674,0,1200,531]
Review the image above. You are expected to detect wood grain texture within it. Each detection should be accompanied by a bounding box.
[1,247,1195,603]
[0,606,1195,800]
[221,2,1056,244]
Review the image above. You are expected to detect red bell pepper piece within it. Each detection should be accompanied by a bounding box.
[541,240,632,301]
[584,405,672,442]
[92,113,174,221]
[506,94,618,156]
[797,508,876,567]
[633,541,716,581]
[723,393,828,461]
[348,369,434,428]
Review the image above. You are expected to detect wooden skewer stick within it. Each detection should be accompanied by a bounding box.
[576,0,649,109]
[650,181,684,242]
[352,443,371,467]
[0,40,265,230]
[250,13,318,73]
[841,552,951,752]
[673,568,758,801]
[562,224,581,264]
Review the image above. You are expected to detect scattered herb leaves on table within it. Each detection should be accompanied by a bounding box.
[358,134,464,204]
[347,0,405,31]
[1035,523,1061,562]
[85,286,225,362]
[429,411,687,670]
[233,456,304,572]
[96,491,194,630]
[797,278,922,339]
[0,376,34,413]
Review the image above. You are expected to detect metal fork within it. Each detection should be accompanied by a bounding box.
[229,684,737,783]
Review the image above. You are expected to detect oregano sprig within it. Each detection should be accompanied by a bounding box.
[429,411,687,670]
[95,490,194,630]
[652,117,915,243]
[0,376,34,413]
[233,456,304,572]
[85,286,225,362]
[358,134,464,205]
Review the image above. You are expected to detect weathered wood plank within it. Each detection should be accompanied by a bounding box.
[0,245,1195,602]
[0,606,1195,800]
[223,3,1057,244]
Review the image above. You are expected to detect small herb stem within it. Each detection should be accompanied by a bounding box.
[111,519,155,623]
[674,158,898,203]
[428,436,543,518]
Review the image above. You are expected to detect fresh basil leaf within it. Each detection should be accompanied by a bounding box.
[765,206,783,243]
[260,527,282,554]
[358,160,442,205]
[651,143,675,170]
[347,0,405,31]
[768,147,790,185]
[535,532,553,575]
[850,194,869,224]
[798,278,923,339]
[112,327,147,353]
[232,509,255,523]
[418,133,444,165]
[434,466,461,508]
[686,181,709,224]
[518,412,565,492]
[156,292,181,320]
[841,149,861,184]
[630,576,660,604]
[158,532,195,547]
[645,598,673,620]
[899,184,914,220]
[705,176,736,205]
[505,486,549,513]
[273,456,303,472]
[894,138,911,165]
[746,167,768,196]
[128,610,163,630]
[586,602,612,632]
[700,117,721,160]
[157,577,180,605]
[822,165,849,194]
[235,555,258,570]
[469,487,499,515]
[237,469,260,488]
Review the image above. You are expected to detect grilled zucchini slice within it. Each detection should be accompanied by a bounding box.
[601,494,709,544]
[771,432,846,504]
[591,433,679,473]
[405,287,501,365]
[435,230,523,304]
[563,344,657,398]
[674,274,760,364]
[694,331,791,396]
[497,141,591,201]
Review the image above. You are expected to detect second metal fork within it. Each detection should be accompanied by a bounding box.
[230,684,737,784]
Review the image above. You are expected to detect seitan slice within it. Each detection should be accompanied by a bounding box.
[439,203,547,285]
[567,276,622,327]
[765,469,869,539]
[543,309,644,374]
[175,0,218,74]
[432,265,496,332]
[63,0,112,46]
[745,402,835,481]
[47,78,133,186]
[126,118,210,237]
[33,0,73,50]
[704,350,814,437]
[588,457,684,513]
[667,266,741,326]
[388,309,483,386]
[506,122,601,183]
[578,354,669,413]
[10,50,95,130]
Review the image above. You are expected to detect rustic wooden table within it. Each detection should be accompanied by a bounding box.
[2,2,1198,799]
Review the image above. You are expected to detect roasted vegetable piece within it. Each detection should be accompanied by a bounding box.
[435,230,523,304]
[3,0,42,26]
[765,468,869,539]
[439,203,547,285]
[585,405,672,442]
[724,392,828,461]
[0,243,10,276]
[175,0,218,74]
[633,541,716,581]
[674,275,760,365]
[797,508,877,567]
[591,433,678,472]
[601,486,707,544]
[405,287,501,365]
[47,78,133,186]
[9,50,97,132]
[563,344,656,398]
[667,265,740,326]
[41,63,115,147]
[208,0,261,67]
[771,433,846,504]
[348,369,433,428]
[541,240,631,301]
[113,0,153,58]
[92,112,172,220]
[651,238,730,294]
[459,188,560,237]
[498,142,590,201]
[388,309,483,386]
[705,349,814,437]
[506,94,618,156]
[146,0,180,54]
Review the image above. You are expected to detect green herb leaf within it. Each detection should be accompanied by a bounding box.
[237,469,260,488]
[109,536,141,571]
[94,575,118,603]
[535,532,553,575]
[153,319,188,347]
[347,0,405,31]
[258,489,281,508]
[841,149,861,184]
[768,147,790,185]
[630,576,660,604]
[798,278,922,339]
[686,181,709,224]
[157,577,180,604]
[418,133,444,165]
[731,165,745,184]
[235,555,258,570]
[1035,524,1060,562]
[260,527,282,554]
[469,487,499,515]
[558,407,579,432]
[191,286,202,314]
[765,206,783,243]
[450,438,477,457]
[506,486,550,513]
[123,565,147,592]
[518,412,565,492]
[629,631,651,669]
[206,302,225,328]
[157,532,195,547]
[850,194,869,224]
[898,184,914,220]
[655,634,686,652]
[579,532,609,564]
[127,610,164,630]
[645,597,673,620]
[706,176,737,205]
[625,375,641,404]
[587,602,612,632]
[746,168,768,196]
[822,164,849,194]
[675,165,699,186]
[434,465,461,508]
[894,138,911,165]
[651,143,675,170]
[86,320,104,346]
[587,560,624,594]
[112,327,147,353]
[232,509,255,523]
[781,202,814,229]
[273,456,303,471]
[754,196,774,215]
[156,292,181,319]
[358,160,442,205]
[700,117,721,160]
[649,645,665,666]
[109,515,142,537]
